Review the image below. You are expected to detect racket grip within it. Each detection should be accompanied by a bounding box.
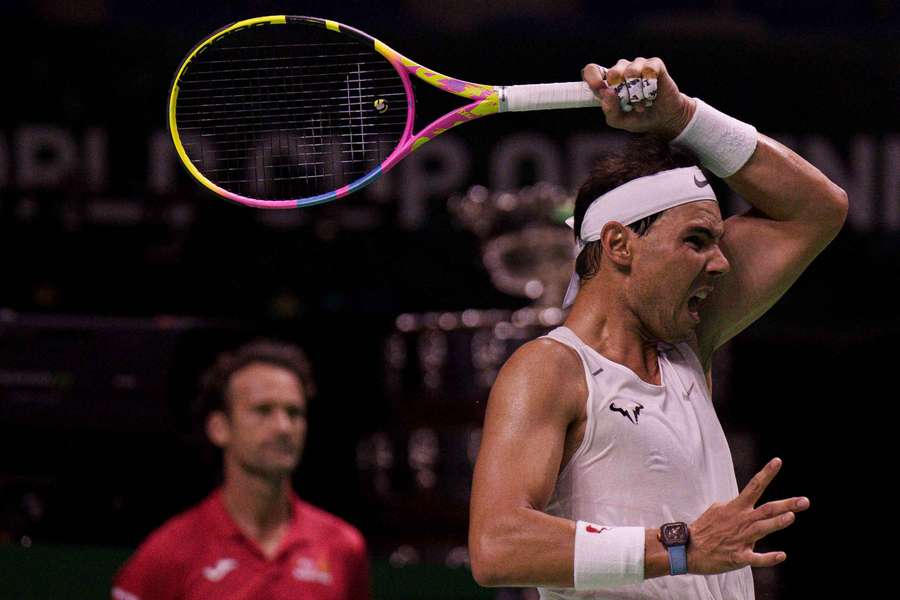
[499,81,599,112]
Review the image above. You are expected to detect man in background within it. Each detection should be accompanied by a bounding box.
[113,340,370,599]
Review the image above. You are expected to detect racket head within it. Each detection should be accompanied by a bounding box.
[168,16,415,209]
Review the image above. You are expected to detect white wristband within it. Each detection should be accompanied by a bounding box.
[573,521,645,590]
[671,98,758,178]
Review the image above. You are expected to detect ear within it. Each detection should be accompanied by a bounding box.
[600,222,633,268]
[206,410,231,449]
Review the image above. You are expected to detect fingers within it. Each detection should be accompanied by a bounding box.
[607,58,634,112]
[753,496,810,521]
[581,63,608,90]
[745,551,787,568]
[623,57,648,112]
[582,63,620,117]
[748,509,797,542]
[737,457,782,507]
[746,495,809,544]
[641,57,663,106]
[604,57,662,112]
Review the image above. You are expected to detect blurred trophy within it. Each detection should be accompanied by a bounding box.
[359,184,577,560]
[448,182,575,307]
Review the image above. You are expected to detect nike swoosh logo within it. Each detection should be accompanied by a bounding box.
[693,175,709,187]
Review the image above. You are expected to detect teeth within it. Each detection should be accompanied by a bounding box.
[694,289,709,300]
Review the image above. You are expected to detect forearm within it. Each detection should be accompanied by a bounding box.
[470,507,576,587]
[470,508,671,588]
[725,134,848,227]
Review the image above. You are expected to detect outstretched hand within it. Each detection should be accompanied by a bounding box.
[582,57,695,140]
[687,458,810,574]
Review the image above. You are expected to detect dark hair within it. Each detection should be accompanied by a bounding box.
[194,339,316,422]
[573,135,702,281]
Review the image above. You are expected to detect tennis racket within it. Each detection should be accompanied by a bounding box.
[168,15,602,209]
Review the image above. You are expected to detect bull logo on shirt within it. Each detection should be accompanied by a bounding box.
[609,401,644,424]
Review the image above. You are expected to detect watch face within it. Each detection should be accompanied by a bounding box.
[661,522,689,546]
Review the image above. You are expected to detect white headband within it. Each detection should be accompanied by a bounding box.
[562,166,717,308]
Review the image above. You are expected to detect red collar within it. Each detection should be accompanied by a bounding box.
[203,487,315,558]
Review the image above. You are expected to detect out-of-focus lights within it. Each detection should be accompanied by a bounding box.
[396,314,416,332]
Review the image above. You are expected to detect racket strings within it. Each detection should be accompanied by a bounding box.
[182,61,400,83]
[175,25,407,200]
[177,88,406,118]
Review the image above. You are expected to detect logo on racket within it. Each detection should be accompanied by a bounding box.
[373,98,388,114]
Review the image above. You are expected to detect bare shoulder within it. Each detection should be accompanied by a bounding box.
[472,336,589,515]
[489,337,587,425]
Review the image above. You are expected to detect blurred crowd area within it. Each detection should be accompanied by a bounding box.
[1,1,897,598]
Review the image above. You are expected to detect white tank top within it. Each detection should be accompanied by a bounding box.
[538,326,754,600]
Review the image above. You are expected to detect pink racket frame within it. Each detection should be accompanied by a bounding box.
[170,15,501,209]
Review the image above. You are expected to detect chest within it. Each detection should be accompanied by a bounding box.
[184,542,350,600]
[581,356,728,481]
[599,384,709,473]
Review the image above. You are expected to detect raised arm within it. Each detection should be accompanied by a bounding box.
[693,134,848,364]
[582,58,848,369]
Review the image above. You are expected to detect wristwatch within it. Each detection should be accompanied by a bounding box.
[659,522,690,576]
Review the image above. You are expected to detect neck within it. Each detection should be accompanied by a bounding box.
[564,278,662,385]
[221,458,293,538]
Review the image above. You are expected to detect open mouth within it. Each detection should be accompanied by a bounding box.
[687,288,710,321]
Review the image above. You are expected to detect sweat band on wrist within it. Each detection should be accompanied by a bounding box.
[671,98,758,178]
[573,521,645,590]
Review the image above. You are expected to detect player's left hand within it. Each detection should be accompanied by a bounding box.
[582,57,695,140]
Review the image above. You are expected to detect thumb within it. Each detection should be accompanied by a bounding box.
[596,86,622,119]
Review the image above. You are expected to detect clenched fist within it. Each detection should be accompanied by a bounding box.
[582,57,696,140]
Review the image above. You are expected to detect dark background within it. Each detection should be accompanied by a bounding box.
[0,0,897,598]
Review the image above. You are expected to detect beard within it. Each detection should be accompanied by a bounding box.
[237,440,302,479]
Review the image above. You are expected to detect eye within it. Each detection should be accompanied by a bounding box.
[287,406,305,419]
[685,236,703,249]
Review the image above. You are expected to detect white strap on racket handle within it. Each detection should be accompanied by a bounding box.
[498,82,600,112]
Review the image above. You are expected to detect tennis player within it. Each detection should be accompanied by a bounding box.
[112,340,370,600]
[468,57,847,599]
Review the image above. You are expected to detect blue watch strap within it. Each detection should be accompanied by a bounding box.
[667,545,688,576]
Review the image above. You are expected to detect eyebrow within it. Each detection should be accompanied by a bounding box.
[249,398,306,410]
[684,225,724,240]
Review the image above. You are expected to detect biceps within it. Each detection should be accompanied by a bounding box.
[701,212,834,350]
[471,405,569,519]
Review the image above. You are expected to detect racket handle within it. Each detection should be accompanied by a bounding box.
[499,81,599,112]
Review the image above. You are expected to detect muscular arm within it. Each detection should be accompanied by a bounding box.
[468,337,810,589]
[693,134,848,368]
[580,59,848,371]
[468,339,669,587]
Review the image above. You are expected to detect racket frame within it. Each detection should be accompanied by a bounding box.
[168,15,501,209]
